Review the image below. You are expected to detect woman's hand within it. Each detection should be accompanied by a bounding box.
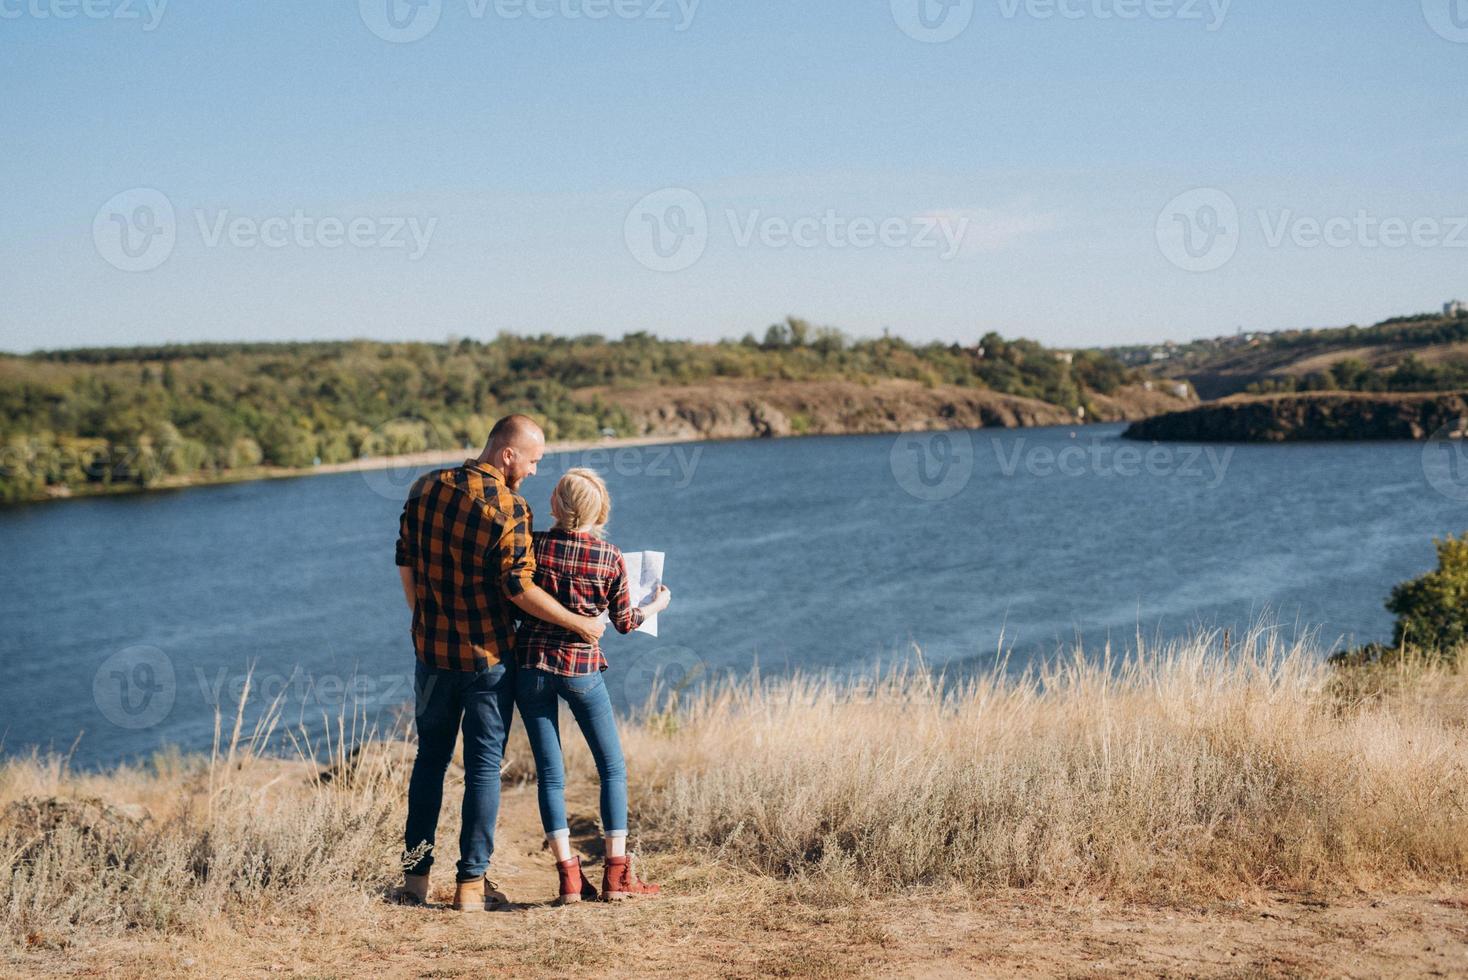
[644,585,672,615]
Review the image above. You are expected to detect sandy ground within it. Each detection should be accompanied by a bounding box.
[10,782,1467,979]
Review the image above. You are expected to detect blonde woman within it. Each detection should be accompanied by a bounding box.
[514,467,672,905]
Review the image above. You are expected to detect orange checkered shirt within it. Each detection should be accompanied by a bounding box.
[395,459,537,671]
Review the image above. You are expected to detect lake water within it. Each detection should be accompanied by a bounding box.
[3,424,1464,768]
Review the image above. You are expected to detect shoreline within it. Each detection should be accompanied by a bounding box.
[24,432,712,507]
[17,420,1127,508]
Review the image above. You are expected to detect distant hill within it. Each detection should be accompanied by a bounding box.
[0,320,1173,503]
[1101,311,1468,401]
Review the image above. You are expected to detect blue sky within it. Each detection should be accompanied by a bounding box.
[2,1,1466,352]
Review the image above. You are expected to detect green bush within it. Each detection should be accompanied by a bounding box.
[1387,533,1468,653]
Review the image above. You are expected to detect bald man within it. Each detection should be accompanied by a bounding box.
[394,414,604,911]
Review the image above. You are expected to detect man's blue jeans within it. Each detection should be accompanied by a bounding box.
[404,660,516,882]
[515,668,628,838]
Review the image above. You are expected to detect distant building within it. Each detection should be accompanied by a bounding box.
[1054,351,1074,365]
[1446,300,1466,318]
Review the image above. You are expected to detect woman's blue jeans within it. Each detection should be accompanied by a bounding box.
[514,668,628,838]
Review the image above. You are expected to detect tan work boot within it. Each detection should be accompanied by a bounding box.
[452,876,509,912]
[395,872,431,906]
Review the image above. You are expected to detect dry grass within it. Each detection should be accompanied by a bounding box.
[627,628,1468,899]
[2,628,1467,975]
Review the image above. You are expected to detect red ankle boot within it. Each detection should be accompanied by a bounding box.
[601,855,660,901]
[555,856,599,905]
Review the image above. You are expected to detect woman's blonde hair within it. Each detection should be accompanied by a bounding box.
[550,467,612,537]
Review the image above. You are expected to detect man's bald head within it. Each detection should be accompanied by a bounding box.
[487,414,544,453]
[481,414,545,490]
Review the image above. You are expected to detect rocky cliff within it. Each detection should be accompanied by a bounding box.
[577,379,1191,441]
[1122,392,1468,442]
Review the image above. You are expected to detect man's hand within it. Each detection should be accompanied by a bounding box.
[572,615,607,644]
[399,566,417,613]
[511,586,606,645]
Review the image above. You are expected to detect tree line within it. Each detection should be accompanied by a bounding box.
[0,320,1136,502]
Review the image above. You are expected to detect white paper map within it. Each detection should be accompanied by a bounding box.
[601,550,664,637]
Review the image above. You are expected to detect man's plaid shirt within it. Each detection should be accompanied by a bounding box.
[396,460,536,671]
[516,528,645,676]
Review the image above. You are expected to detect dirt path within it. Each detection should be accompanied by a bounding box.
[14,783,1467,979]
